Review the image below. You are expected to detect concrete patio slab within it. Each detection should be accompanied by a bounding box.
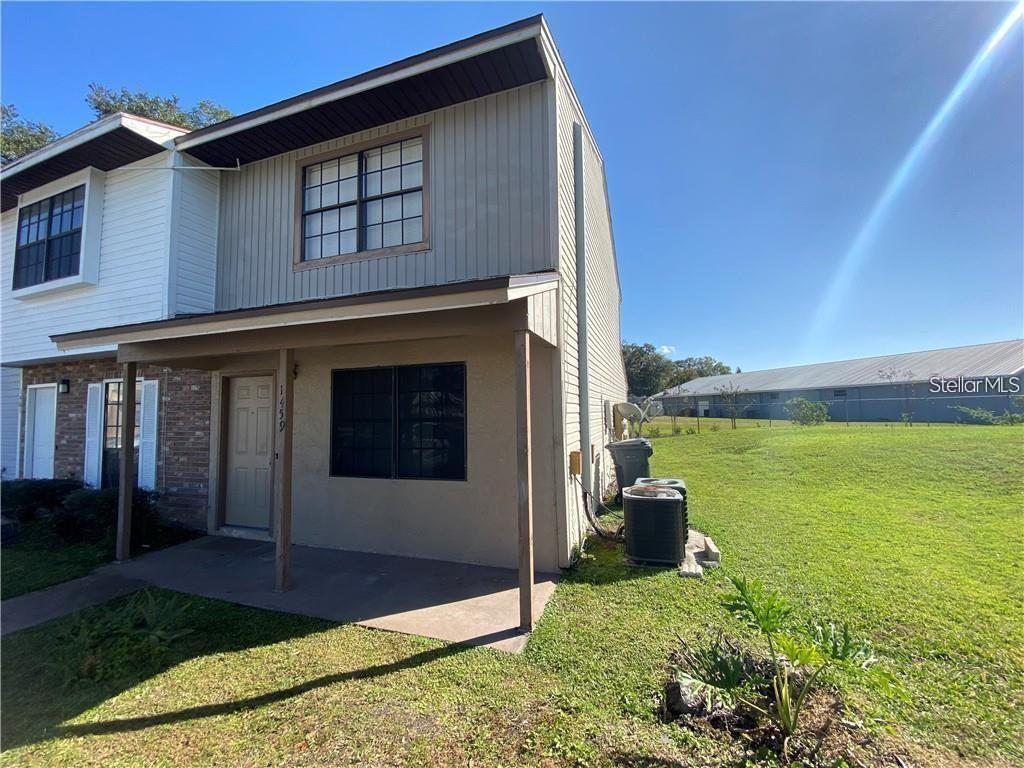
[2,572,146,636]
[95,536,559,653]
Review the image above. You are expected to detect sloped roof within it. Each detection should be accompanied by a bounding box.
[175,16,550,167]
[656,340,1024,397]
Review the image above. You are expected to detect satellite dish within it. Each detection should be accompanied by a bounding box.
[615,402,643,421]
[644,399,664,419]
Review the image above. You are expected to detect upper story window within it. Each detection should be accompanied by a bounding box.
[833,389,847,398]
[299,133,426,267]
[13,185,86,289]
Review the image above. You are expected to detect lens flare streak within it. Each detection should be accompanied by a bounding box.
[803,2,1024,355]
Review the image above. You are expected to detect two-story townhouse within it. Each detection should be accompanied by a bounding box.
[1,113,219,528]
[41,15,625,631]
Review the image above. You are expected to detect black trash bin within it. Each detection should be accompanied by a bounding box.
[607,438,654,500]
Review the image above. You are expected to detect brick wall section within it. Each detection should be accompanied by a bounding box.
[19,358,211,530]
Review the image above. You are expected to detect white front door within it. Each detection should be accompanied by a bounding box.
[224,376,274,529]
[25,385,57,479]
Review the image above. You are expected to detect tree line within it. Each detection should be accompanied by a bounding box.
[2,85,233,164]
[622,343,734,398]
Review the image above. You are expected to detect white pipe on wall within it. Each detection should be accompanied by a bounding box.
[573,122,592,495]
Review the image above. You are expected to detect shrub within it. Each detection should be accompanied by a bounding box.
[709,423,721,432]
[949,405,1024,425]
[668,633,759,712]
[720,576,878,755]
[51,487,160,549]
[647,425,662,438]
[685,427,697,436]
[49,588,193,687]
[0,479,82,522]
[785,397,829,426]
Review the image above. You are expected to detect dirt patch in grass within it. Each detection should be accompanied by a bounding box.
[661,685,1004,768]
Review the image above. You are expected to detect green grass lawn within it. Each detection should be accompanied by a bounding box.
[1,541,109,601]
[2,521,199,601]
[1,522,111,600]
[2,424,1021,767]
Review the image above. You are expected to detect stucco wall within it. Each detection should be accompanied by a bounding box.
[286,334,561,572]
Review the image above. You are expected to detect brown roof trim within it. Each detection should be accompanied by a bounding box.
[177,15,544,148]
[52,272,558,345]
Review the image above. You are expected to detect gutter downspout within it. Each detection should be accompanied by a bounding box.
[573,122,592,496]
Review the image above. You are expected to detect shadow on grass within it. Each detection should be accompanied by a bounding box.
[564,537,674,587]
[1,589,473,751]
[51,641,471,739]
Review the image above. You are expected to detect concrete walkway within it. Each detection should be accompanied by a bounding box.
[95,537,557,653]
[1,572,146,636]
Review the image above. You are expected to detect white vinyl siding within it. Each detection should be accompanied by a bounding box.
[215,82,552,310]
[1,153,173,364]
[581,122,627,496]
[170,154,219,315]
[1,367,22,479]
[553,72,627,554]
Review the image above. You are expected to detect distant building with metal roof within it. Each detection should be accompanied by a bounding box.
[654,340,1024,423]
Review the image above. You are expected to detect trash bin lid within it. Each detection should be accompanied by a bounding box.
[607,438,652,452]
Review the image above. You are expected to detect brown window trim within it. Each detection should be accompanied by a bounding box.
[292,125,431,272]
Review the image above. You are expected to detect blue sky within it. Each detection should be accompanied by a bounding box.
[3,2,1021,371]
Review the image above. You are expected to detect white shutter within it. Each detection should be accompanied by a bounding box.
[83,383,103,487]
[137,379,159,490]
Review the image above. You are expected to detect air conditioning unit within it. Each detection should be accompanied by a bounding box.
[623,484,687,566]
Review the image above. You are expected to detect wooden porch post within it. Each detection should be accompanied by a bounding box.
[274,348,295,591]
[115,361,137,563]
[514,330,534,632]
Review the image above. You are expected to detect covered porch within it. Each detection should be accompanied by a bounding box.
[53,274,565,638]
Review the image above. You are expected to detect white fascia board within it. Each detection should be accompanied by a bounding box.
[1,113,187,180]
[507,273,560,301]
[175,23,544,152]
[120,115,189,148]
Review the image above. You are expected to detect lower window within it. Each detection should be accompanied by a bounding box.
[101,380,141,489]
[330,363,466,480]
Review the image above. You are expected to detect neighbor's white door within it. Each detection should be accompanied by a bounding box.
[224,376,274,529]
[25,385,57,479]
